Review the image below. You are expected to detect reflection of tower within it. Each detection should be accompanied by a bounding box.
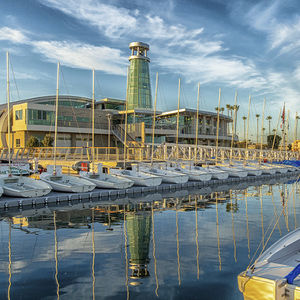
[126,212,151,278]
[127,42,152,110]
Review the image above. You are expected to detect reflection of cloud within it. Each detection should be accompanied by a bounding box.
[37,228,123,262]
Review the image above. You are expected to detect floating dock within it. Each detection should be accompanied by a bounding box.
[0,170,299,212]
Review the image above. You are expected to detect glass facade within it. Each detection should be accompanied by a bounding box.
[127,59,152,110]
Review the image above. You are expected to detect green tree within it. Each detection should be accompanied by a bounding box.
[26,136,40,147]
[41,134,54,147]
[267,134,282,149]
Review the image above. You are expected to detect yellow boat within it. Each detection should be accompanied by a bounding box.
[238,227,300,300]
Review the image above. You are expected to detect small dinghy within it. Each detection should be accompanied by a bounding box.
[0,174,51,197]
[238,227,300,300]
[140,165,189,184]
[182,163,229,180]
[79,164,134,189]
[216,165,248,178]
[40,165,96,193]
[235,164,262,176]
[110,164,162,187]
[165,162,211,181]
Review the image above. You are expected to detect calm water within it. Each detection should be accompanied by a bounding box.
[0,177,299,300]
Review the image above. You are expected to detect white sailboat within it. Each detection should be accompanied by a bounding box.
[80,164,134,189]
[166,162,212,182]
[216,165,248,178]
[181,163,228,180]
[140,165,188,184]
[78,70,134,190]
[238,227,300,300]
[40,62,95,193]
[110,164,162,187]
[1,52,52,198]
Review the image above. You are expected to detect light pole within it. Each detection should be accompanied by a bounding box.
[242,116,247,142]
[106,114,112,160]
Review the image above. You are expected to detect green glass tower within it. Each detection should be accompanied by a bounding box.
[127,42,152,110]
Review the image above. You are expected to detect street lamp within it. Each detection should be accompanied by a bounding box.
[106,113,112,160]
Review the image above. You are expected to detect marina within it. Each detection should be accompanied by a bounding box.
[0,170,298,300]
[0,3,299,298]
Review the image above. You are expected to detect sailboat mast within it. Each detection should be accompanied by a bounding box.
[92,69,95,172]
[53,62,60,174]
[259,98,266,163]
[215,88,221,163]
[245,95,251,165]
[230,91,237,165]
[176,78,181,160]
[194,83,200,164]
[272,109,281,154]
[123,67,129,169]
[151,73,158,166]
[6,52,11,175]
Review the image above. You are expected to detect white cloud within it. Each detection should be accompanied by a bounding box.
[0,27,28,44]
[31,41,128,75]
[39,0,137,38]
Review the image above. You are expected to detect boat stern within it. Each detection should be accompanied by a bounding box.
[238,271,287,300]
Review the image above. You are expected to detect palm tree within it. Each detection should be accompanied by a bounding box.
[226,104,231,117]
[242,116,247,141]
[266,116,272,136]
[255,114,260,144]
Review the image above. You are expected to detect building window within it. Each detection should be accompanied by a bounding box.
[15,110,23,120]
[16,139,20,147]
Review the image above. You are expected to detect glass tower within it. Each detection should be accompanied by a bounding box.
[127,42,152,110]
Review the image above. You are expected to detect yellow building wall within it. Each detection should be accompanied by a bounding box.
[12,103,27,132]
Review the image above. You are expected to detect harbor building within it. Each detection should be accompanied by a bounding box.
[0,41,235,150]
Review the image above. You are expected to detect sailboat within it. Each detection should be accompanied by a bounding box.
[0,52,52,198]
[110,164,162,187]
[238,227,300,300]
[79,70,134,189]
[140,74,188,185]
[140,164,189,184]
[40,63,96,193]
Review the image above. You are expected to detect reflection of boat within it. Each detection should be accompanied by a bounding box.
[238,227,300,300]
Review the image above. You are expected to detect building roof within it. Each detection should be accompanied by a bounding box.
[0,95,93,110]
[157,108,231,120]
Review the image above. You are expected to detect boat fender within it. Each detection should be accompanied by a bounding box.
[284,263,300,284]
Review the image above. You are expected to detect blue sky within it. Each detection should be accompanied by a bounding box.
[0,0,299,139]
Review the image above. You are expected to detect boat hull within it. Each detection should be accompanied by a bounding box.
[0,175,52,197]
[40,174,95,193]
[110,169,162,187]
[80,173,134,189]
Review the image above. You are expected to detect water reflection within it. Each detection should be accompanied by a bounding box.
[0,175,299,300]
